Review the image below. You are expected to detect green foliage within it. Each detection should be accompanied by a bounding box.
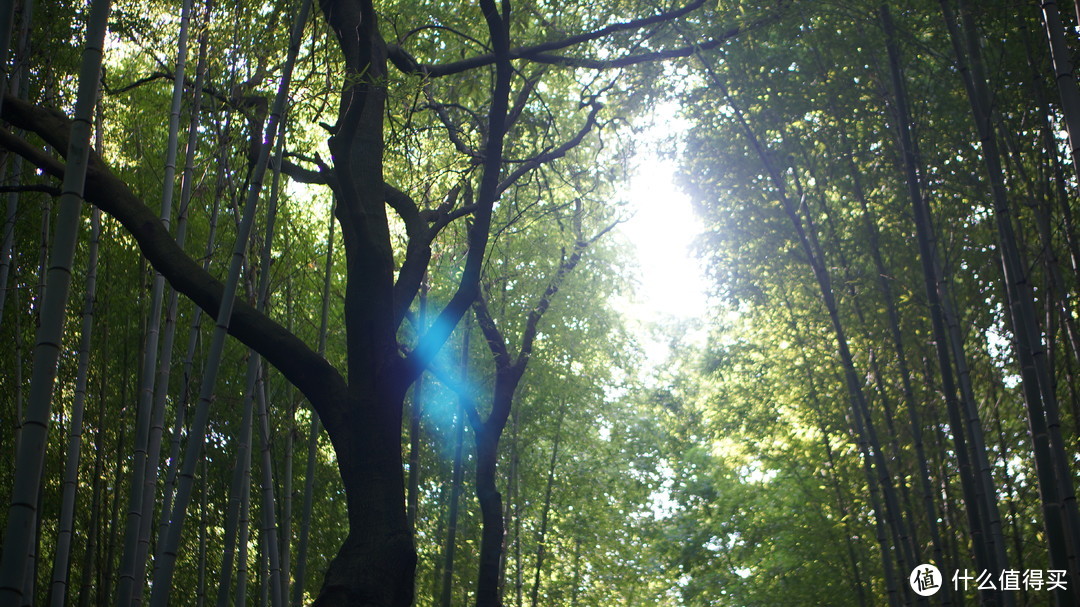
[5,0,1079,604]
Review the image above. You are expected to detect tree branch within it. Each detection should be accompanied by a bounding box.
[0,95,349,427]
[421,358,485,431]
[402,0,514,382]
[388,183,434,327]
[517,23,747,70]
[273,154,330,185]
[473,288,513,369]
[387,0,711,77]
[424,97,482,160]
[497,100,603,194]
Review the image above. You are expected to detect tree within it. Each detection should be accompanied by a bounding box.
[675,0,1080,602]
[0,0,763,604]
[0,0,111,600]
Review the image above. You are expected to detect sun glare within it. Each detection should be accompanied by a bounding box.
[616,103,709,367]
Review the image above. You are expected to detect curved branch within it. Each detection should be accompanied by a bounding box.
[396,24,489,54]
[424,98,482,159]
[388,0,711,77]
[519,23,746,70]
[0,95,349,426]
[388,183,433,326]
[473,289,512,369]
[402,0,514,382]
[498,100,603,194]
[273,155,329,184]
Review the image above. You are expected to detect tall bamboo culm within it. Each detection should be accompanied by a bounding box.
[0,0,111,602]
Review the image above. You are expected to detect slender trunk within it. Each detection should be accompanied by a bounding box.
[807,380,872,607]
[700,54,918,597]
[35,191,48,307]
[817,417,871,607]
[11,269,23,473]
[256,361,284,607]
[816,191,924,568]
[48,206,101,606]
[214,377,255,607]
[116,3,194,601]
[529,406,564,607]
[512,408,523,607]
[881,5,1004,595]
[281,390,294,607]
[159,32,221,538]
[502,405,519,603]
[77,364,108,607]
[468,208,599,607]
[27,479,43,606]
[990,383,1029,606]
[260,523,270,607]
[783,287,901,606]
[942,1,1080,595]
[292,198,336,607]
[291,415,319,607]
[137,3,211,596]
[196,457,209,607]
[407,282,428,531]
[102,403,127,605]
[1039,0,1080,187]
[568,539,581,606]
[846,137,950,597]
[0,0,34,330]
[1023,17,1080,377]
[0,152,18,329]
[148,3,310,600]
[439,328,470,607]
[249,116,289,607]
[237,471,253,607]
[0,1,110,600]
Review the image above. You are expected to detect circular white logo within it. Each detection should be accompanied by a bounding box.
[909,564,942,596]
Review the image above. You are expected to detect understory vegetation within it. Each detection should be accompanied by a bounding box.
[1,0,1080,606]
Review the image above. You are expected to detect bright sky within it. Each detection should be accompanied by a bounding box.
[615,103,710,368]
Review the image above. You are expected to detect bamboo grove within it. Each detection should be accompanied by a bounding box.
[1,0,1080,606]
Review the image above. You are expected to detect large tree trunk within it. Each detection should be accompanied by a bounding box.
[313,389,416,607]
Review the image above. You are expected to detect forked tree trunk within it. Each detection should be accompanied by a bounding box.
[473,367,522,607]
